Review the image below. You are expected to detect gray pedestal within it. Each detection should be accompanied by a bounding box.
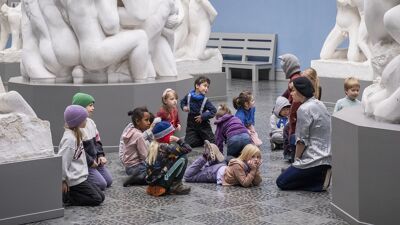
[331,105,400,225]
[8,73,226,152]
[319,77,371,106]
[0,62,20,87]
[0,156,63,225]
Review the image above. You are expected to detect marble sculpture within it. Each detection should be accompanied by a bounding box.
[0,1,22,62]
[361,0,400,123]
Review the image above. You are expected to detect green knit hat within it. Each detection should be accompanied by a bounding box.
[72,93,95,107]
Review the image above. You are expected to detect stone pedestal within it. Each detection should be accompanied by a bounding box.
[0,156,63,225]
[331,105,400,225]
[8,73,226,152]
[0,62,20,86]
[311,60,373,105]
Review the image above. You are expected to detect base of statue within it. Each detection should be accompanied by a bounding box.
[0,156,63,225]
[8,73,226,152]
[0,61,20,86]
[331,105,400,225]
[176,56,222,76]
[311,59,373,105]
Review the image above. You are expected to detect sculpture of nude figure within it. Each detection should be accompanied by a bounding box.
[174,0,219,60]
[361,0,400,123]
[0,2,21,51]
[320,0,364,62]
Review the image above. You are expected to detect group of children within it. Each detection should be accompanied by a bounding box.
[269,54,361,164]
[59,76,263,205]
[59,65,362,205]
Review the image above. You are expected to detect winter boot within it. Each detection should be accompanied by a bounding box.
[169,181,191,195]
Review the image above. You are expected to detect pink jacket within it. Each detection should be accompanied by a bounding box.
[223,159,262,187]
[120,126,148,168]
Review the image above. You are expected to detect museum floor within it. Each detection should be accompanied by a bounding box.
[30,79,347,225]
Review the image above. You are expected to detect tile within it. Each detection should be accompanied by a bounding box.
[260,210,333,225]
[186,211,248,225]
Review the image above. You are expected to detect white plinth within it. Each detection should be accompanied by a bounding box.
[311,59,373,81]
[0,50,21,63]
[176,56,222,76]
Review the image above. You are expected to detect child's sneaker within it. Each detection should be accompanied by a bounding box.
[169,181,191,195]
[322,168,332,191]
[146,185,166,197]
[204,140,224,163]
[271,142,277,151]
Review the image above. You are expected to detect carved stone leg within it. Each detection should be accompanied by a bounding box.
[252,65,259,82]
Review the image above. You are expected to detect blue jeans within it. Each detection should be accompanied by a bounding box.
[87,165,113,191]
[227,133,251,157]
[276,165,331,192]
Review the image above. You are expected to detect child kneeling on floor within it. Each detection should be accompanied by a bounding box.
[145,121,192,196]
[184,143,262,187]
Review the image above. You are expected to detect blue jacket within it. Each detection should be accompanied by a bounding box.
[235,107,256,127]
[180,90,216,122]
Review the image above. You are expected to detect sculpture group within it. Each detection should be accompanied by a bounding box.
[19,0,220,84]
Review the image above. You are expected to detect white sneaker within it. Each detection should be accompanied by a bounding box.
[204,140,224,163]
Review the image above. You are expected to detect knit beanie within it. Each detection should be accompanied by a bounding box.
[278,54,301,79]
[293,77,314,98]
[64,105,88,128]
[152,121,175,140]
[72,93,95,108]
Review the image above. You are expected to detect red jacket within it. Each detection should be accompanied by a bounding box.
[156,106,180,128]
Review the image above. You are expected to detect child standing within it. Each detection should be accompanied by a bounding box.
[145,121,192,196]
[270,96,291,150]
[157,88,181,131]
[59,105,104,206]
[72,92,112,191]
[185,144,262,187]
[233,90,262,146]
[180,76,217,147]
[214,104,251,157]
[119,107,154,186]
[334,77,361,112]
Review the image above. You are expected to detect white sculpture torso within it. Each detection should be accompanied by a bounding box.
[361,0,400,123]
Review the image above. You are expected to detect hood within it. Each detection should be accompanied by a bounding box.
[122,124,139,141]
[273,96,291,117]
[278,54,301,78]
[214,114,234,125]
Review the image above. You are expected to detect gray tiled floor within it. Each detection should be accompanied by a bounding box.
[30,79,346,225]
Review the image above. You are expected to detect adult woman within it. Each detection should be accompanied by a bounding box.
[276,77,332,192]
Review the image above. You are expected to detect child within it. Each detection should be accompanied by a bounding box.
[119,107,154,186]
[270,96,291,150]
[59,105,105,206]
[72,92,112,191]
[233,90,262,146]
[334,77,361,112]
[145,121,192,196]
[279,53,302,101]
[184,144,262,187]
[214,104,251,157]
[157,88,181,131]
[303,67,322,100]
[180,76,217,147]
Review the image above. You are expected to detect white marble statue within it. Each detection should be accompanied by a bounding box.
[0,89,54,164]
[174,0,220,60]
[21,0,158,83]
[0,2,22,62]
[361,0,400,123]
[119,0,178,77]
[320,0,370,62]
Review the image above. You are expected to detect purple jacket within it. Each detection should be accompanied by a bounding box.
[214,114,249,151]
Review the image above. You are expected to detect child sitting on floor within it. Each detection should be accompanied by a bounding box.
[269,96,290,150]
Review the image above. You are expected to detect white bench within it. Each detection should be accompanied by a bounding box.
[207,33,277,82]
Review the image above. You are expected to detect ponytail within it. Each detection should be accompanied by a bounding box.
[146,140,159,165]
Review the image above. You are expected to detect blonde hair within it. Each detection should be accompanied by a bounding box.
[146,140,159,165]
[216,104,232,119]
[344,77,360,91]
[238,144,261,162]
[65,125,83,148]
[303,68,320,99]
[162,88,178,106]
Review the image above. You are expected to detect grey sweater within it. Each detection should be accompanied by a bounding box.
[58,129,88,186]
